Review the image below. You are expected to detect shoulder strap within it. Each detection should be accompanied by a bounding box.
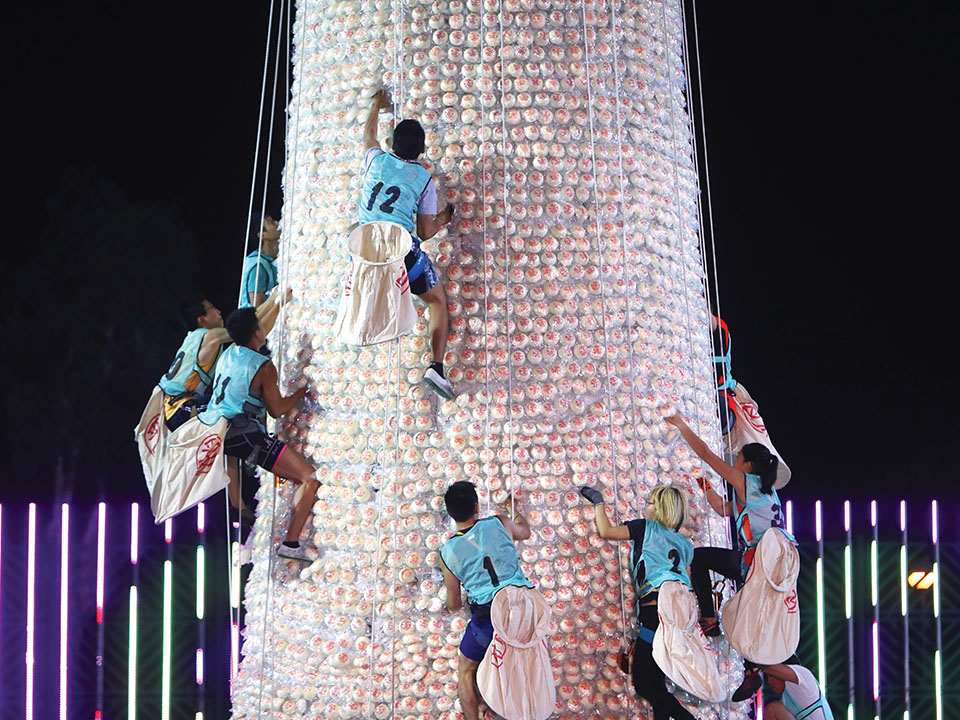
[792,694,826,720]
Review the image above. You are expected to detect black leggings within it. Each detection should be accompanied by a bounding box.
[690,546,743,620]
[631,605,696,720]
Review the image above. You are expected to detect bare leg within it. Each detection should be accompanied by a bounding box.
[764,702,796,720]
[271,446,319,542]
[419,284,449,363]
[226,458,243,510]
[457,654,481,720]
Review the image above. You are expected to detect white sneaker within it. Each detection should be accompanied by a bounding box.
[423,367,455,399]
[277,543,311,562]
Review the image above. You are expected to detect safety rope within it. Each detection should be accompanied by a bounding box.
[655,0,713,511]
[579,0,631,647]
[251,0,294,714]
[496,0,518,521]
[479,19,493,519]
[676,0,733,555]
[224,0,277,703]
[665,3,735,714]
[390,336,403,720]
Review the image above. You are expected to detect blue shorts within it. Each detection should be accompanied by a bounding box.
[404,238,439,295]
[459,603,494,662]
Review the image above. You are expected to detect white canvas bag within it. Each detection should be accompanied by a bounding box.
[652,581,726,703]
[134,386,167,497]
[476,586,556,720]
[333,221,417,346]
[725,382,792,489]
[151,417,229,524]
[721,528,800,665]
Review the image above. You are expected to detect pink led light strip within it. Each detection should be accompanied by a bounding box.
[60,504,69,720]
[26,503,36,720]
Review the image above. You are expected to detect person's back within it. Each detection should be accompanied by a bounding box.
[198,344,268,429]
[159,327,212,397]
[632,518,694,598]
[736,469,786,553]
[763,661,835,720]
[357,93,456,399]
[441,516,533,606]
[359,150,433,235]
[780,665,833,719]
[157,299,230,431]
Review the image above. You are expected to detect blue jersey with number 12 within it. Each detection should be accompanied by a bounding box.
[358,151,433,235]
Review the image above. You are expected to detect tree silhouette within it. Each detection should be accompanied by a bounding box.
[2,168,200,502]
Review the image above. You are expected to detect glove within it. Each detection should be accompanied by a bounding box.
[579,486,604,505]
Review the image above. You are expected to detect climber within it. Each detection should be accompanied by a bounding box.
[665,412,790,701]
[359,88,456,399]
[241,215,280,308]
[439,482,533,720]
[197,306,320,562]
[761,658,835,719]
[581,484,698,720]
[158,293,282,432]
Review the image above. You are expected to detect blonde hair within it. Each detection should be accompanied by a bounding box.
[646,485,689,531]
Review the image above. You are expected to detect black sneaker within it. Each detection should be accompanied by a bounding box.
[731,669,762,702]
[579,486,604,505]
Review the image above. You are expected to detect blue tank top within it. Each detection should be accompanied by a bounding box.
[440,516,534,606]
[158,329,214,397]
[358,152,433,234]
[198,346,269,430]
[782,666,834,719]
[632,520,694,592]
[735,473,786,550]
[240,252,278,307]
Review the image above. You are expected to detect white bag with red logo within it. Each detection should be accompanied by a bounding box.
[333,221,417,346]
[476,586,555,720]
[150,417,229,524]
[134,386,167,496]
[725,382,792,489]
[720,527,800,665]
[652,581,726,702]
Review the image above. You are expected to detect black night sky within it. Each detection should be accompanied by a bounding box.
[3,1,957,511]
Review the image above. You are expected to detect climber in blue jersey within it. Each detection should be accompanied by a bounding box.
[666,411,789,701]
[360,89,456,399]
[581,484,697,720]
[198,306,320,562]
[761,658,835,719]
[440,481,532,720]
[240,215,280,308]
[158,293,282,432]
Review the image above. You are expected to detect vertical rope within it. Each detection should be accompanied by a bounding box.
[479,21,493,518]
[238,0,278,309]
[679,0,731,555]
[496,0,518,518]
[660,3,733,715]
[252,0,291,715]
[606,0,647,523]
[580,0,630,646]
[389,336,403,719]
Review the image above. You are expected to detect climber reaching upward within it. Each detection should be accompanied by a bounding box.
[359,89,456,399]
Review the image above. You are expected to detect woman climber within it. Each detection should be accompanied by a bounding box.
[581,484,698,720]
[665,412,788,700]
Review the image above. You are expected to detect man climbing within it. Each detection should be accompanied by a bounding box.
[241,215,280,308]
[359,89,455,398]
[197,306,320,561]
[761,658,835,719]
[158,294,282,432]
[439,482,532,720]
